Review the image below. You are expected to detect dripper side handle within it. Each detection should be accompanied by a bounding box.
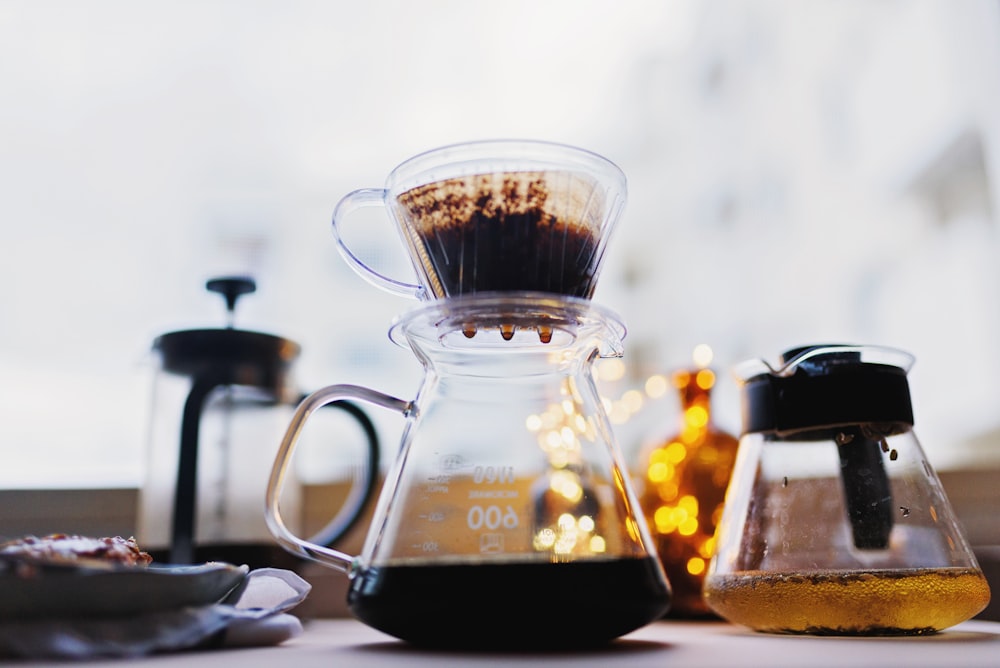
[265,383,411,573]
[331,188,425,299]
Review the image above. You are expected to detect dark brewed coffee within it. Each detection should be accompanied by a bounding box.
[396,172,605,299]
[347,556,671,649]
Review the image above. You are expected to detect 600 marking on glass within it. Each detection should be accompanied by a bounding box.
[403,458,530,557]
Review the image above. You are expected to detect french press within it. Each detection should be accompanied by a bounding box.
[704,344,990,635]
[265,140,671,649]
[139,277,380,566]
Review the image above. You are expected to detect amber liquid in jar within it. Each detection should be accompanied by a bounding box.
[640,366,738,617]
[703,567,991,635]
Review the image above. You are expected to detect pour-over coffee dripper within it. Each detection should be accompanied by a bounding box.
[264,142,672,648]
[330,139,627,303]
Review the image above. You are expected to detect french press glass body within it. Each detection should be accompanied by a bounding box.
[704,344,990,635]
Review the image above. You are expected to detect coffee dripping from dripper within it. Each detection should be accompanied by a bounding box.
[265,141,671,649]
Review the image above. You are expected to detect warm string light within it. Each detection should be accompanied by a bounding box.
[592,344,720,428]
[524,346,723,562]
[644,365,722,577]
[634,345,741,617]
[526,380,607,557]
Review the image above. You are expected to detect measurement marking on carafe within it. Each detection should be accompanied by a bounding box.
[473,465,515,484]
[410,541,439,553]
[480,533,505,553]
[469,489,519,499]
[467,505,519,530]
[440,454,464,471]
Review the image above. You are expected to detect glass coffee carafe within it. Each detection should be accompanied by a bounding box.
[266,295,671,648]
[265,140,670,649]
[703,344,990,635]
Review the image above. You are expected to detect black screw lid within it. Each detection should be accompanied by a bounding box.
[740,344,915,437]
[154,329,299,388]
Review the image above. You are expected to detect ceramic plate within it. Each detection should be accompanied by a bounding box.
[0,560,249,620]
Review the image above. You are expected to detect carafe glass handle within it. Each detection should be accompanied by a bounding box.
[265,384,411,573]
[331,188,424,299]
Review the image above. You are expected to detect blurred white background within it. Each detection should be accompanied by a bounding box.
[3,0,1000,488]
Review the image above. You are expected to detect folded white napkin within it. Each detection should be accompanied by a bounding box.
[0,567,311,659]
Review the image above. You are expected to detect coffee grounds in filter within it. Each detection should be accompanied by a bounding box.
[397,171,605,300]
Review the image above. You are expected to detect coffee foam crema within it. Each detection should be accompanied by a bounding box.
[396,170,606,232]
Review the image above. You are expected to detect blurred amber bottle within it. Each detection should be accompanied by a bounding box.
[640,366,738,618]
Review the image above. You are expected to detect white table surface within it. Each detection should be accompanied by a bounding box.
[20,617,1000,668]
